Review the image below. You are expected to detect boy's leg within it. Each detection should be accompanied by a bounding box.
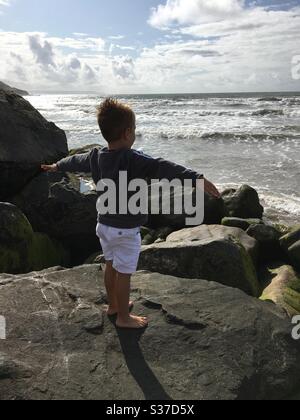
[104,261,118,315]
[116,272,148,329]
[104,261,134,316]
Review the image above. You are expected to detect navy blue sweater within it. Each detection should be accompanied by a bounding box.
[57,147,203,228]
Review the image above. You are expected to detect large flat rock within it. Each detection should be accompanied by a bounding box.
[0,265,299,400]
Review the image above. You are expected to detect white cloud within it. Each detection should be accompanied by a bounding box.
[108,35,125,40]
[48,36,105,51]
[0,31,139,92]
[73,32,89,37]
[142,2,300,93]
[149,0,245,28]
[179,6,300,38]
[112,56,136,81]
[0,32,102,89]
[0,0,12,14]
[29,36,56,67]
[110,43,135,53]
[0,2,300,94]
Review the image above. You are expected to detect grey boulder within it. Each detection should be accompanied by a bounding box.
[247,224,283,262]
[138,225,260,297]
[0,202,69,274]
[0,90,68,200]
[280,226,300,270]
[11,172,99,265]
[222,185,264,219]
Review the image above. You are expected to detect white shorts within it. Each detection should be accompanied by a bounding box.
[96,223,142,274]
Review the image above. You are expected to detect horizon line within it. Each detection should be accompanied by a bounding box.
[28,90,300,96]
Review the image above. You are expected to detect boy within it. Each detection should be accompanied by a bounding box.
[42,98,220,330]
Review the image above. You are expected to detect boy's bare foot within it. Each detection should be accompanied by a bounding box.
[105,301,134,316]
[116,314,149,330]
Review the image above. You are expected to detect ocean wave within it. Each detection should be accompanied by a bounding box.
[160,108,284,118]
[153,130,299,143]
[135,132,143,138]
[252,109,284,116]
[199,132,292,142]
[288,109,300,117]
[261,192,300,223]
[283,98,300,106]
[221,102,249,108]
[257,97,282,102]
[154,108,286,118]
[196,110,236,117]
[282,125,300,132]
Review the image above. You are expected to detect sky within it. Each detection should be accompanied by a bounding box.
[0,0,300,93]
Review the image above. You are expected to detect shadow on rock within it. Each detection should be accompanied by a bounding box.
[108,316,172,401]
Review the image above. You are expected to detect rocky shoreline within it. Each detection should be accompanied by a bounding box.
[0,88,300,400]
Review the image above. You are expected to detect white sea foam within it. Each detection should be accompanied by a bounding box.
[260,192,300,225]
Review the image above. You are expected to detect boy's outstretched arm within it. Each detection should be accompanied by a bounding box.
[131,150,221,199]
[41,163,58,172]
[41,151,92,174]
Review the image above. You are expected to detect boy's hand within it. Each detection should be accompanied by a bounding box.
[197,177,221,199]
[41,164,58,172]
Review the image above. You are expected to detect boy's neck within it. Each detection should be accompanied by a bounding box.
[108,139,130,151]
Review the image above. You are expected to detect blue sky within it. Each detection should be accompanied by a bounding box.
[1,0,159,42]
[0,0,299,93]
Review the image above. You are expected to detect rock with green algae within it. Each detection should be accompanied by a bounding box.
[280,225,300,269]
[138,225,260,297]
[222,217,264,231]
[272,223,292,236]
[247,223,283,262]
[260,263,300,317]
[28,232,69,272]
[0,202,69,274]
[142,233,156,246]
[280,225,300,247]
[289,241,300,268]
[11,171,99,265]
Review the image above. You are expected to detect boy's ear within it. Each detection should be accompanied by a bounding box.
[125,127,131,139]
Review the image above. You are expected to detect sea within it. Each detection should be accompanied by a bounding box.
[27,92,300,226]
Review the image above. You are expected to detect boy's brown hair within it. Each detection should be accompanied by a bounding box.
[97,98,135,144]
